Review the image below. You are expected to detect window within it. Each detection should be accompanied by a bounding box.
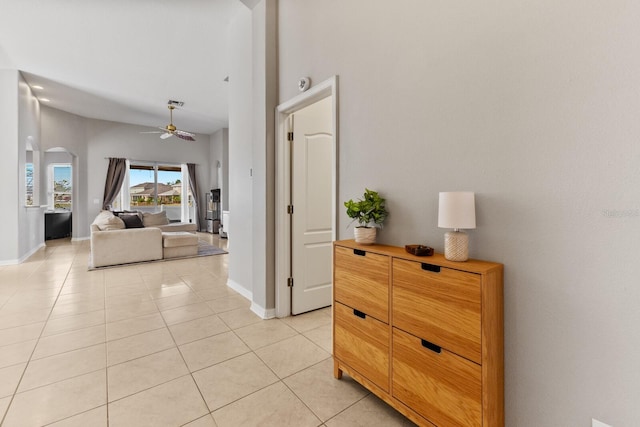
[26,139,40,207]
[26,163,34,206]
[50,164,72,210]
[124,162,194,223]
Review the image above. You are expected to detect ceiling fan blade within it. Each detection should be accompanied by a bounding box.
[174,129,195,137]
[141,104,195,142]
[175,133,196,142]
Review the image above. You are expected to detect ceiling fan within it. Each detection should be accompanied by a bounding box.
[142,103,196,141]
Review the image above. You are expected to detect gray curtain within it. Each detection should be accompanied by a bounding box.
[102,158,127,210]
[187,163,202,231]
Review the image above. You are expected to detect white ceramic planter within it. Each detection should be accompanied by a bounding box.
[354,227,377,245]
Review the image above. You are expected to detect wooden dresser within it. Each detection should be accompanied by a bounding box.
[333,239,504,427]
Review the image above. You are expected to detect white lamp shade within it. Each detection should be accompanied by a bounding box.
[438,192,476,230]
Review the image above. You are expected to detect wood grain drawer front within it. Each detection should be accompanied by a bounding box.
[334,246,389,322]
[334,302,389,392]
[392,328,482,427]
[392,258,482,364]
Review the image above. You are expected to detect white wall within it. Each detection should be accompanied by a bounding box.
[250,0,277,315]
[41,106,89,239]
[227,6,254,298]
[209,128,229,212]
[18,72,43,261]
[279,1,640,425]
[209,131,223,190]
[0,70,44,264]
[0,70,21,263]
[221,128,229,212]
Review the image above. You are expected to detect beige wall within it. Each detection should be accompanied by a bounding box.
[279,0,640,425]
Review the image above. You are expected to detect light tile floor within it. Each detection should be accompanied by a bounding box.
[0,234,416,426]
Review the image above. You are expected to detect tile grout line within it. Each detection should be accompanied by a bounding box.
[151,285,212,426]
[0,244,82,426]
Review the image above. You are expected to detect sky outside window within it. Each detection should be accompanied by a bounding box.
[53,165,71,183]
[130,169,181,186]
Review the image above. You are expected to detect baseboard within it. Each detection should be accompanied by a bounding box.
[72,236,90,241]
[226,279,276,319]
[21,243,46,263]
[250,302,276,320]
[226,279,252,301]
[0,243,46,265]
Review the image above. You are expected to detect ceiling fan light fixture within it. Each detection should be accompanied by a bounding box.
[140,103,195,141]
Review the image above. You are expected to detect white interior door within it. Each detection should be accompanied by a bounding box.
[291,96,333,315]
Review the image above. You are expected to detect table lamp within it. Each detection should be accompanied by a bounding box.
[438,192,476,262]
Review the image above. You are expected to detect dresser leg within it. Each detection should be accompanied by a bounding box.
[333,360,343,379]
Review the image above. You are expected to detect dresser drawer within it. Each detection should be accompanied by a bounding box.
[392,328,481,427]
[334,302,389,392]
[392,258,482,363]
[334,245,389,322]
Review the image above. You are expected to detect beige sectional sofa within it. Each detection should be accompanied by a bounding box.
[90,210,197,268]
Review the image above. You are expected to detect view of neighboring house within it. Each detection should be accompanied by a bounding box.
[130,182,183,206]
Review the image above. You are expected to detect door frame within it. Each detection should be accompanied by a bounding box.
[275,75,338,318]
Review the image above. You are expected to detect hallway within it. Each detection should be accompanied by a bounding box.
[0,237,415,426]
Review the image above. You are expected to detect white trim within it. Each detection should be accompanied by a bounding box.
[227,279,253,301]
[274,75,339,318]
[227,279,275,319]
[180,164,190,223]
[250,302,276,320]
[48,163,72,211]
[0,243,46,265]
[71,236,90,242]
[121,159,131,210]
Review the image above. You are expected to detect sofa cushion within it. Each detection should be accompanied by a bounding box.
[101,216,125,231]
[93,210,114,225]
[162,231,199,248]
[93,210,126,231]
[142,211,170,227]
[120,214,144,228]
[90,227,163,268]
[156,223,198,233]
[114,210,142,219]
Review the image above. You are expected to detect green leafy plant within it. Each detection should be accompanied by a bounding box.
[344,188,389,228]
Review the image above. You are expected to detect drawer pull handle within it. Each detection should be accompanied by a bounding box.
[353,309,366,319]
[353,249,366,256]
[421,263,441,273]
[421,339,442,354]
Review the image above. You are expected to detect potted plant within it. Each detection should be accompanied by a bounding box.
[344,188,389,245]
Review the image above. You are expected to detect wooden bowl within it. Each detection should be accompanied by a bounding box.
[405,244,434,256]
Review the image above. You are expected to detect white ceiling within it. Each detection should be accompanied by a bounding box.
[0,0,251,135]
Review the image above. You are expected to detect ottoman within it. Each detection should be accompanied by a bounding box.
[162,232,199,259]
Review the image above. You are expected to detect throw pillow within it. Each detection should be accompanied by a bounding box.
[114,210,143,220]
[93,210,116,230]
[142,211,170,227]
[100,215,126,231]
[120,213,144,228]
